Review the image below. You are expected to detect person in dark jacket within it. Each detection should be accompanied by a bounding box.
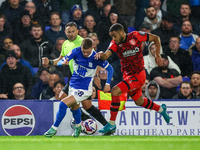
[13,10,33,45]
[164,36,193,77]
[0,51,33,99]
[19,23,53,67]
[172,81,200,99]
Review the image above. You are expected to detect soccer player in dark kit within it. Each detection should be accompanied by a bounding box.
[95,23,170,134]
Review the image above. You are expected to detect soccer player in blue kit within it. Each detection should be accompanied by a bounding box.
[45,38,113,137]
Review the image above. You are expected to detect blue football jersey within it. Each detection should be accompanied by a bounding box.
[64,47,109,90]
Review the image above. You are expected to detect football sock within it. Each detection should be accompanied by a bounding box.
[110,96,120,121]
[141,97,160,111]
[86,105,108,126]
[71,108,82,124]
[80,109,91,121]
[53,101,68,127]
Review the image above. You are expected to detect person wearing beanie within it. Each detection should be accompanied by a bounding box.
[13,10,33,45]
[0,50,33,99]
[78,25,89,38]
[69,4,84,29]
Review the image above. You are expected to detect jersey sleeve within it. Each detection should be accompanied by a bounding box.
[107,40,118,52]
[64,47,78,61]
[98,60,109,69]
[134,31,149,42]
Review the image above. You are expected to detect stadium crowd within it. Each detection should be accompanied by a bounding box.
[0,0,200,100]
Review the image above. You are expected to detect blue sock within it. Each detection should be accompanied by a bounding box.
[53,101,68,127]
[71,108,82,124]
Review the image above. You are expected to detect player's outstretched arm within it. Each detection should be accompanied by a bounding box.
[42,55,64,66]
[95,50,112,61]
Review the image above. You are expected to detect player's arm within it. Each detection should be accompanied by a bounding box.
[148,33,162,66]
[94,66,101,89]
[95,50,112,61]
[42,54,64,66]
[103,64,114,92]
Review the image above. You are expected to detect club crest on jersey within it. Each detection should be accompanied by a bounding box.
[129,39,136,45]
[118,44,122,47]
[89,62,93,67]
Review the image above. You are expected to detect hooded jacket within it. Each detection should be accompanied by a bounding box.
[143,15,162,31]
[144,42,181,75]
[145,80,160,100]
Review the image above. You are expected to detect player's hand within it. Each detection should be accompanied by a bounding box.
[103,84,111,93]
[155,55,163,66]
[0,93,8,99]
[62,58,69,66]
[94,76,101,89]
[42,57,49,65]
[94,51,104,60]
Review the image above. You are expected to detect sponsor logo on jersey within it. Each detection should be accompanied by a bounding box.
[129,39,136,45]
[122,47,139,57]
[67,51,72,56]
[1,105,35,136]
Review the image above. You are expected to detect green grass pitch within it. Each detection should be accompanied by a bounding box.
[0,136,200,150]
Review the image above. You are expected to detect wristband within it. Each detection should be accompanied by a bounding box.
[49,60,53,65]
[94,74,99,77]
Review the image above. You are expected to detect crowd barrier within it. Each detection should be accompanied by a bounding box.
[0,99,200,136]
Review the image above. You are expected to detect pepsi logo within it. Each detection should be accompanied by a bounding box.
[1,105,35,136]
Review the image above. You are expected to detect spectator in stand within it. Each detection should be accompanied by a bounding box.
[40,72,60,99]
[142,6,162,31]
[25,1,44,29]
[173,3,198,34]
[2,0,24,28]
[0,51,33,99]
[78,25,89,38]
[49,81,65,100]
[144,42,181,76]
[189,37,200,72]
[164,36,193,77]
[0,14,12,51]
[190,71,200,96]
[69,4,84,29]
[145,80,160,100]
[172,81,200,99]
[135,0,166,30]
[58,0,82,26]
[12,82,32,100]
[44,11,67,44]
[0,44,35,77]
[84,15,97,34]
[152,14,179,50]
[113,0,136,27]
[0,38,13,65]
[103,4,112,18]
[88,33,99,52]
[31,67,50,99]
[32,0,60,26]
[13,10,32,45]
[139,23,151,56]
[85,0,106,25]
[50,37,71,78]
[142,79,150,97]
[179,20,198,50]
[150,53,183,99]
[19,23,53,67]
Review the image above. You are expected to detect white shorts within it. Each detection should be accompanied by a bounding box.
[68,86,92,104]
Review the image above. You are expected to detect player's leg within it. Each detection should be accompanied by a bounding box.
[82,99,108,126]
[44,91,68,137]
[99,84,124,134]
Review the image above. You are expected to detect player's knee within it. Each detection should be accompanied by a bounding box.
[111,86,121,96]
[134,97,144,106]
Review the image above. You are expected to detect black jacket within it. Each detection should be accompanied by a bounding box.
[164,46,193,77]
[172,91,200,99]
[19,36,53,67]
[0,62,33,99]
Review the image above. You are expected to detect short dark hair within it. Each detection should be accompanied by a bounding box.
[181,3,191,8]
[53,81,65,88]
[65,21,77,28]
[180,81,192,88]
[50,11,61,19]
[189,71,200,79]
[81,38,93,49]
[109,23,124,32]
[0,13,6,20]
[170,36,181,43]
[31,23,43,30]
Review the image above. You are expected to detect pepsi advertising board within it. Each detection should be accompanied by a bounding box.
[0,100,53,136]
